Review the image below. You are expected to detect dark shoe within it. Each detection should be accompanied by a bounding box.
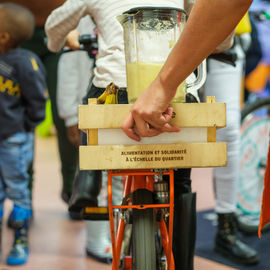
[68,170,102,213]
[7,205,32,229]
[215,213,259,265]
[68,211,83,220]
[6,221,29,266]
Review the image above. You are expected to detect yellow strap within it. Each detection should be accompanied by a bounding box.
[236,12,252,35]
[84,207,108,214]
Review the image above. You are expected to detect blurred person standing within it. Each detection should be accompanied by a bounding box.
[0,3,46,265]
[0,0,80,214]
[56,16,95,220]
[202,39,259,265]
[184,2,259,264]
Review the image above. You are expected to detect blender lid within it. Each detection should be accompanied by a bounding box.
[123,6,186,15]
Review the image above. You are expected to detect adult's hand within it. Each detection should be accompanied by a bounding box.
[65,29,80,50]
[66,124,79,148]
[122,77,180,141]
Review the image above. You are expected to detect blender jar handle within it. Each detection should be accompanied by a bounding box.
[186,60,207,91]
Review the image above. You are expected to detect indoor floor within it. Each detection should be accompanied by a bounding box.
[0,135,236,270]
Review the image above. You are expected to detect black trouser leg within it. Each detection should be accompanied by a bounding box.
[68,169,102,212]
[68,84,128,212]
[164,169,196,270]
[173,191,196,270]
[44,52,78,196]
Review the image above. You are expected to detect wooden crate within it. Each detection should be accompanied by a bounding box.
[79,97,227,170]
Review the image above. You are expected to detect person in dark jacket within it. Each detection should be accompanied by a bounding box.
[0,0,78,216]
[0,3,46,265]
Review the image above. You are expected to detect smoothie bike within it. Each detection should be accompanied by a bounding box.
[79,7,226,270]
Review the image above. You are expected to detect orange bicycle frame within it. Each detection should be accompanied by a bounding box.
[107,169,175,270]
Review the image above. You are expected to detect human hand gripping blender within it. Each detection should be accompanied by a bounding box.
[119,7,206,141]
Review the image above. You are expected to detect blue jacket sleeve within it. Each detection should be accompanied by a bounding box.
[19,52,47,131]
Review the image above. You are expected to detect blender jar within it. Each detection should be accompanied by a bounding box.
[118,7,206,104]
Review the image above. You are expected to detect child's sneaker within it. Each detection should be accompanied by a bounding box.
[6,240,29,265]
[6,219,29,265]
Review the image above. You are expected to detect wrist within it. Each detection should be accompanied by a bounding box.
[157,70,178,102]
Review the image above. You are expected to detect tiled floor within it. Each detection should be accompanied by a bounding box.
[0,135,236,270]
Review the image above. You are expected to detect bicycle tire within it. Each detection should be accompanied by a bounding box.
[241,97,270,122]
[238,97,270,215]
[132,189,156,270]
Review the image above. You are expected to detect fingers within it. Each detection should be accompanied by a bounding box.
[160,123,180,133]
[122,113,141,141]
[136,124,163,138]
[122,108,180,141]
[133,106,179,133]
[122,112,163,140]
[133,112,162,138]
[69,42,80,50]
[65,29,80,50]
[160,107,180,133]
[131,107,167,130]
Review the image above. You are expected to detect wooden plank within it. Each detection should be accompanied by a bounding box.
[87,99,98,145]
[206,96,216,103]
[78,103,226,129]
[79,142,227,170]
[206,96,217,142]
[207,128,216,142]
[88,129,98,145]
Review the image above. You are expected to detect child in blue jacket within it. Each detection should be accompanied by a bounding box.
[0,2,46,265]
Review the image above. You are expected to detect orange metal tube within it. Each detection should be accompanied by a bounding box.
[123,175,132,198]
[108,170,118,270]
[159,218,175,270]
[113,175,132,269]
[112,203,170,210]
[131,175,147,191]
[131,174,154,192]
[108,169,174,270]
[111,169,171,176]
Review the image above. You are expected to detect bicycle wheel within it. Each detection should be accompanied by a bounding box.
[132,189,156,270]
[238,97,270,216]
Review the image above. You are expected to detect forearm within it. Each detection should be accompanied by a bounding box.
[159,0,253,95]
[57,53,81,125]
